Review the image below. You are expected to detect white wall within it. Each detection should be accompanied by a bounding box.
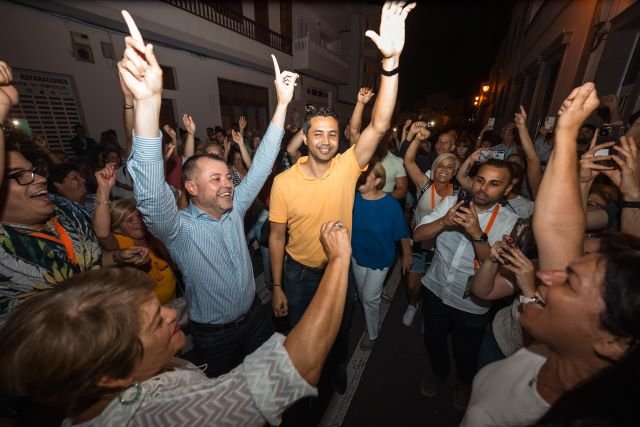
[0,2,282,145]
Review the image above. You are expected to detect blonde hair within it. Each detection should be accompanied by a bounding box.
[110,198,138,231]
[431,152,460,176]
[0,267,156,416]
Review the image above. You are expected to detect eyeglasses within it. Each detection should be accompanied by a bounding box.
[6,166,49,185]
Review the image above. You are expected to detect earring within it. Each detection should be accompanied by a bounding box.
[118,381,142,406]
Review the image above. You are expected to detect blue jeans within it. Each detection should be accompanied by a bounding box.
[284,256,355,368]
[190,298,273,378]
[477,324,506,370]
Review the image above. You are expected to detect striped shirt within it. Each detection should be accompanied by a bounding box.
[127,123,284,324]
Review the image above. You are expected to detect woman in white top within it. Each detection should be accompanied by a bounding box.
[403,136,459,326]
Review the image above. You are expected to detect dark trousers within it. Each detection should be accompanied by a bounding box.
[190,297,273,378]
[284,256,355,369]
[422,288,490,385]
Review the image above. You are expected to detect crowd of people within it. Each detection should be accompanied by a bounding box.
[0,1,639,426]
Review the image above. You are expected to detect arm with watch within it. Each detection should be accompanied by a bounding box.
[470,236,537,302]
[352,1,416,168]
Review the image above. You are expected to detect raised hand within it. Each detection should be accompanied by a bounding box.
[95,162,117,191]
[605,136,640,200]
[182,114,196,136]
[357,87,375,105]
[407,120,426,140]
[365,1,416,59]
[496,238,536,296]
[0,60,18,121]
[557,82,599,132]
[118,11,162,103]
[579,135,615,183]
[32,134,50,152]
[163,125,177,143]
[238,115,247,132]
[514,105,527,128]
[272,54,298,106]
[223,137,231,154]
[231,129,243,145]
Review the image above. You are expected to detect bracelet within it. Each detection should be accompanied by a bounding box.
[124,105,134,110]
[621,201,640,208]
[270,283,282,291]
[381,66,400,77]
[95,200,112,205]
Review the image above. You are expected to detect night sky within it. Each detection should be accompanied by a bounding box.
[396,0,512,110]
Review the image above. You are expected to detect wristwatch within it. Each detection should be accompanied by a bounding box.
[470,233,489,244]
[519,295,538,304]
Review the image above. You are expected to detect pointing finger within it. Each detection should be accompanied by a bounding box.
[122,10,144,45]
[271,54,281,79]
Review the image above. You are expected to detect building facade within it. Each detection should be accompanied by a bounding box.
[0,0,379,153]
[482,0,639,133]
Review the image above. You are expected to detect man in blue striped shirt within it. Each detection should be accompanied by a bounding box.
[125,37,299,376]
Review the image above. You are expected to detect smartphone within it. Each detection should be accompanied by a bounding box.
[509,217,535,255]
[487,117,495,130]
[595,124,625,167]
[480,149,505,162]
[456,188,472,210]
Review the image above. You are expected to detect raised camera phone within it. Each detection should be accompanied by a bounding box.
[595,124,625,167]
[456,188,472,210]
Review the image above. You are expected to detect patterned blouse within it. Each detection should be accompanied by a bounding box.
[62,334,316,426]
[0,197,102,325]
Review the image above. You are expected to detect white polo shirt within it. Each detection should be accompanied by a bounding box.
[417,196,518,314]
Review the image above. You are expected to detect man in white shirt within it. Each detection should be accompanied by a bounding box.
[414,159,518,409]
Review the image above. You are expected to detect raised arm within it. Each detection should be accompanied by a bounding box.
[119,11,182,243]
[599,136,640,237]
[92,163,119,250]
[403,121,429,188]
[33,134,64,165]
[182,113,196,159]
[232,129,252,169]
[120,72,135,157]
[0,60,18,183]
[456,149,482,191]
[232,55,296,214]
[286,129,304,164]
[533,83,599,270]
[514,106,542,198]
[349,87,375,145]
[354,1,415,167]
[284,221,351,385]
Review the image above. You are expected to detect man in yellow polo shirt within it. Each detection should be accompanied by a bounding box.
[268,1,415,393]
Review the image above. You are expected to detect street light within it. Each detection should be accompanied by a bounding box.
[482,84,490,93]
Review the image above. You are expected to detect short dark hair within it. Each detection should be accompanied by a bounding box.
[598,234,640,342]
[479,159,514,183]
[181,153,226,183]
[302,106,339,134]
[47,164,80,194]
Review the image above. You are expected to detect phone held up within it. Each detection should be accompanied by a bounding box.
[457,188,472,210]
[594,124,626,168]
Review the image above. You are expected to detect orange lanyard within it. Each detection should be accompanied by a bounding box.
[473,204,500,270]
[27,218,78,266]
[431,184,452,210]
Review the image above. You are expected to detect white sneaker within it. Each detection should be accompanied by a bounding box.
[402,304,418,326]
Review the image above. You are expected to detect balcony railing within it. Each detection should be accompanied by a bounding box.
[162,0,291,54]
[293,34,349,84]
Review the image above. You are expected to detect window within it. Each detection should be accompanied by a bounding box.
[160,65,177,91]
[218,78,269,133]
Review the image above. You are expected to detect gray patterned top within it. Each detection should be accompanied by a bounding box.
[62,333,316,426]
